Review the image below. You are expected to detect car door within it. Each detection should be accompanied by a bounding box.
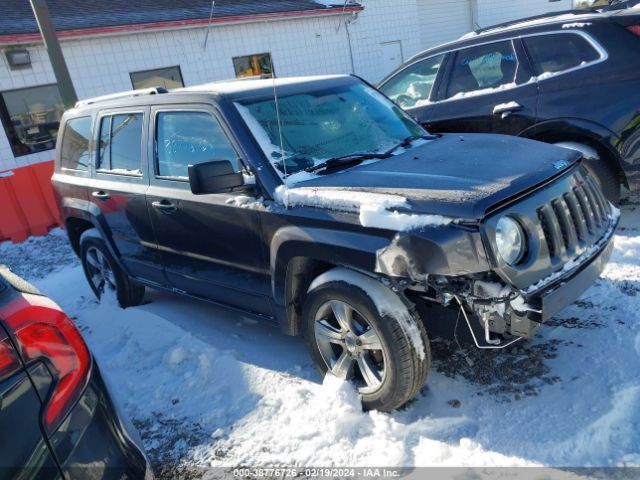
[424,39,539,136]
[88,108,166,284]
[145,105,272,316]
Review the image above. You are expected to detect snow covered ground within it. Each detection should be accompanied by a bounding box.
[1,195,639,478]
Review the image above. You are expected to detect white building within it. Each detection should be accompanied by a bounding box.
[0,0,571,241]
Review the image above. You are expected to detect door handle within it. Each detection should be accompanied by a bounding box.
[151,200,177,214]
[92,191,110,200]
[493,101,523,119]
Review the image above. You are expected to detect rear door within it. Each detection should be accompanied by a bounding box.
[424,39,539,136]
[87,108,166,284]
[145,105,272,316]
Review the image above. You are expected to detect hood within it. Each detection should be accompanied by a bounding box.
[291,133,581,219]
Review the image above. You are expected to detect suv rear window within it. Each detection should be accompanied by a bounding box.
[97,113,143,175]
[524,33,601,76]
[60,117,91,171]
[446,40,518,99]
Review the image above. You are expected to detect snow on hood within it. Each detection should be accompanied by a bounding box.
[274,186,453,231]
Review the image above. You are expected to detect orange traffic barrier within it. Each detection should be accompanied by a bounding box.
[0,161,62,244]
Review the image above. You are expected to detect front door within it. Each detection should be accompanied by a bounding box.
[422,39,538,136]
[145,106,272,316]
[380,41,404,77]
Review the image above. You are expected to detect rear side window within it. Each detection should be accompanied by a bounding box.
[60,117,91,171]
[97,113,143,175]
[380,54,445,109]
[156,111,238,178]
[446,41,518,99]
[524,33,601,76]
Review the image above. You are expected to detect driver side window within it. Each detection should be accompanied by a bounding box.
[156,111,238,178]
[380,54,445,109]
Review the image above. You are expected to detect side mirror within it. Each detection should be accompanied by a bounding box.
[188,160,244,195]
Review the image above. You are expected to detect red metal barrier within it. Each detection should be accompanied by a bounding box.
[0,161,62,244]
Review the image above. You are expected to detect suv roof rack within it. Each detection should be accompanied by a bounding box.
[471,8,599,35]
[74,87,169,108]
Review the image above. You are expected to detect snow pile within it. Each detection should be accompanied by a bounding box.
[225,195,267,210]
[274,186,452,231]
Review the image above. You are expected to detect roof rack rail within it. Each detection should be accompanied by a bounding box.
[74,87,168,108]
[472,8,599,35]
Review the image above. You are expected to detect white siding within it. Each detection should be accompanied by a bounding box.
[417,0,472,50]
[475,0,574,29]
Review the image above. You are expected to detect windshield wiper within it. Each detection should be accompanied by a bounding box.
[304,135,434,174]
[384,134,434,156]
[304,152,389,173]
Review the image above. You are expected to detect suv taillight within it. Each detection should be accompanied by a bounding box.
[3,295,90,433]
[627,25,640,37]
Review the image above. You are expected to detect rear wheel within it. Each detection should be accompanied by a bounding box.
[79,229,145,308]
[302,271,430,411]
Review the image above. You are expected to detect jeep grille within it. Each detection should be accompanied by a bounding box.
[537,175,612,264]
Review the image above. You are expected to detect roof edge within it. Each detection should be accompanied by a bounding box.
[0,5,364,45]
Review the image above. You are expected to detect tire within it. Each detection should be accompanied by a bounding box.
[79,229,145,308]
[302,271,430,411]
[583,159,620,205]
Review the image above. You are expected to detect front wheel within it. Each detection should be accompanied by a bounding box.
[79,229,145,308]
[302,270,430,411]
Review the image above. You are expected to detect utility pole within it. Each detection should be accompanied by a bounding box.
[29,0,78,108]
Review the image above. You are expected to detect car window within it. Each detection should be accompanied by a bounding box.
[97,113,143,175]
[446,41,518,99]
[523,33,600,77]
[380,54,445,108]
[156,111,238,179]
[60,117,91,171]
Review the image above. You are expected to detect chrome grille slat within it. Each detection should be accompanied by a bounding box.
[574,185,597,234]
[564,191,588,245]
[583,180,604,226]
[552,198,579,255]
[539,204,565,259]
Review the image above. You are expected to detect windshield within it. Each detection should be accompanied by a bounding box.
[234,82,425,177]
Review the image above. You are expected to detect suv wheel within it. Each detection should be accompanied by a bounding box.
[302,269,430,411]
[79,229,145,308]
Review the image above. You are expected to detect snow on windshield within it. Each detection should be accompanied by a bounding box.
[234,82,424,178]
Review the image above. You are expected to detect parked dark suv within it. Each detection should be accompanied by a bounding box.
[52,76,618,411]
[378,8,640,203]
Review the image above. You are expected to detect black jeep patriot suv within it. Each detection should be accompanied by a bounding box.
[52,75,619,411]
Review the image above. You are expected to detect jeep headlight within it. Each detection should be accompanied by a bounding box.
[495,216,526,265]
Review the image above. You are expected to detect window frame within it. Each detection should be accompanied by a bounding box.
[151,105,243,185]
[520,30,607,80]
[0,83,65,158]
[129,66,184,90]
[94,109,147,179]
[59,115,93,173]
[232,52,275,79]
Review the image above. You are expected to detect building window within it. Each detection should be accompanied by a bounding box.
[232,53,274,78]
[130,66,184,90]
[0,84,64,157]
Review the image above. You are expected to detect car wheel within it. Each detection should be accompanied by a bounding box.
[302,270,430,411]
[583,159,620,205]
[79,229,145,308]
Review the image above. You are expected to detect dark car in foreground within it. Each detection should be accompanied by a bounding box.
[378,8,640,203]
[52,75,618,411]
[0,267,150,479]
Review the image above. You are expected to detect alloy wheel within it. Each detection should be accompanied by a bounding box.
[314,299,386,394]
[85,246,117,295]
